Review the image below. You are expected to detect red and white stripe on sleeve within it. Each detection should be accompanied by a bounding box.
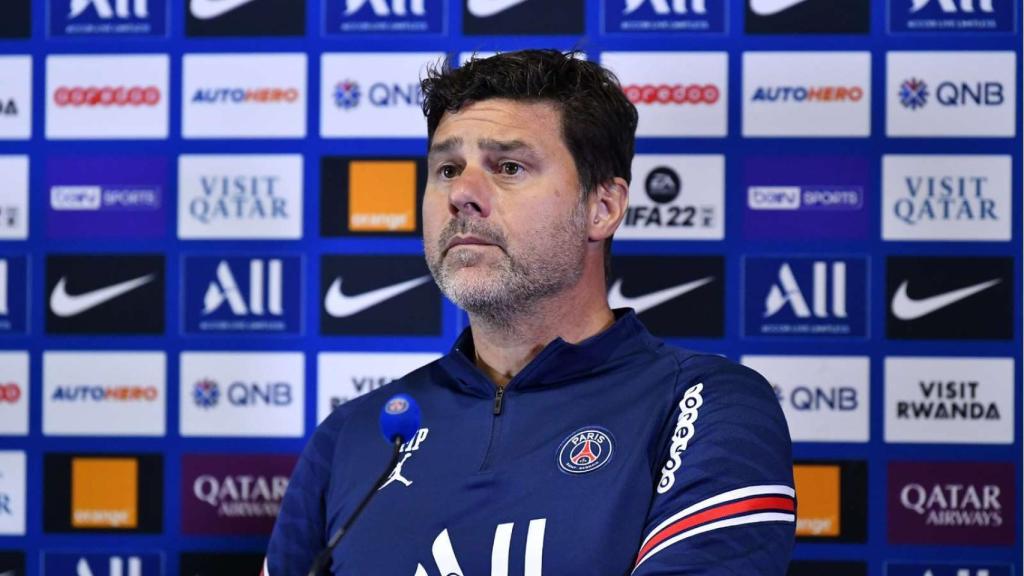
[633,484,796,571]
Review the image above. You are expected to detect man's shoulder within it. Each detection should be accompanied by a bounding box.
[650,343,775,404]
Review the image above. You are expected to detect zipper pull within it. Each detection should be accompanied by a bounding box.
[493,386,505,416]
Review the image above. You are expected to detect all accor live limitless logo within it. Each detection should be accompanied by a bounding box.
[53,86,161,107]
[191,88,300,104]
[752,85,863,102]
[624,84,719,104]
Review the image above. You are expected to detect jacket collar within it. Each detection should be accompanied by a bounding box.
[438,309,652,397]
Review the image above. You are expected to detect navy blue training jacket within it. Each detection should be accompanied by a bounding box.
[266,311,795,575]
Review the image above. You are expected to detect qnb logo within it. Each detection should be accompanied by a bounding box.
[910,0,994,13]
[69,0,150,20]
[414,519,546,576]
[76,557,143,576]
[345,0,426,16]
[50,386,159,402]
[192,175,287,224]
[53,86,161,107]
[192,380,293,409]
[777,385,859,412]
[623,84,719,105]
[333,81,422,109]
[752,85,864,103]
[899,78,929,109]
[900,483,1002,528]
[900,79,1005,109]
[203,260,283,317]
[0,383,20,404]
[765,262,847,319]
[193,474,288,518]
[624,0,707,14]
[191,88,300,104]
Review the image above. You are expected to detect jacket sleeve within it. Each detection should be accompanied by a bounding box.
[631,355,796,576]
[264,416,341,576]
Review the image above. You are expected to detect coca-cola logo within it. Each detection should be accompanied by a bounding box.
[54,86,161,107]
[623,84,720,105]
[0,383,20,403]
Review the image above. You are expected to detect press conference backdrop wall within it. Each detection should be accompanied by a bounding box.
[0,0,1019,575]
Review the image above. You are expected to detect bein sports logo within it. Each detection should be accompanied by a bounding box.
[624,84,719,105]
[899,78,1005,110]
[53,86,161,107]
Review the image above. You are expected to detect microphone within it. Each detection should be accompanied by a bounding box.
[305,394,421,576]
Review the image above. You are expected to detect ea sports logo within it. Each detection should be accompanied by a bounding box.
[557,427,614,475]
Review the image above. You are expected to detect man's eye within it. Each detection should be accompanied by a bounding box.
[439,165,459,179]
[499,162,523,176]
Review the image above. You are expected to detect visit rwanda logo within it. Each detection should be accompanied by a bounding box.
[899,78,928,110]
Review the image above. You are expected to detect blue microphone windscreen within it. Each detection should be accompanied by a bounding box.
[379,394,421,444]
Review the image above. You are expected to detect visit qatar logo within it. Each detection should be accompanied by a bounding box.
[557,427,615,475]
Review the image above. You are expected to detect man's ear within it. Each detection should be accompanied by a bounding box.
[588,177,629,243]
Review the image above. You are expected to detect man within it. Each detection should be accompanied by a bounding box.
[266,50,795,575]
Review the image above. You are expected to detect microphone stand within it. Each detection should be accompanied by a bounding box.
[306,437,403,576]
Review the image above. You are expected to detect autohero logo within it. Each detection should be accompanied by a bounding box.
[178,155,303,239]
[182,454,296,535]
[320,53,442,138]
[793,460,867,542]
[889,461,1014,545]
[49,0,168,37]
[463,0,583,34]
[324,0,445,34]
[887,563,1012,576]
[180,352,304,437]
[890,0,1015,33]
[602,52,727,137]
[608,256,724,337]
[747,0,870,33]
[742,356,869,442]
[887,52,1016,137]
[885,357,1013,444]
[744,256,868,338]
[604,0,726,34]
[0,352,29,436]
[0,157,28,240]
[42,552,162,576]
[750,85,864,103]
[883,155,1010,241]
[186,0,304,36]
[0,452,26,535]
[619,155,724,240]
[744,156,869,241]
[321,157,425,236]
[317,352,440,423]
[43,352,166,436]
[0,57,32,140]
[183,255,302,335]
[0,257,28,335]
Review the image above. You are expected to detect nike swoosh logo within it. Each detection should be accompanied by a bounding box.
[190,0,259,20]
[50,274,155,318]
[0,570,16,576]
[324,275,431,318]
[891,278,1002,321]
[608,277,715,315]
[467,0,530,17]
[750,0,811,16]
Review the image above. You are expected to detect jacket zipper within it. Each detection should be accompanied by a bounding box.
[479,385,506,471]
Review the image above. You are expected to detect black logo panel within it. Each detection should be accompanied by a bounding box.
[788,561,866,576]
[463,0,584,35]
[180,552,266,576]
[608,256,724,338]
[745,0,870,34]
[320,255,441,336]
[887,256,1013,341]
[0,0,30,38]
[45,254,164,335]
[0,551,24,576]
[185,0,304,37]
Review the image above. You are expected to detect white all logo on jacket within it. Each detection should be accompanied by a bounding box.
[414,519,547,576]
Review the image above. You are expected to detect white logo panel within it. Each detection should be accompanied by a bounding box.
[180,351,304,437]
[183,53,307,139]
[45,54,169,139]
[886,51,1016,137]
[0,451,25,535]
[317,352,440,424]
[0,56,31,140]
[0,352,28,436]
[601,52,728,137]
[618,154,724,240]
[883,155,1011,241]
[743,51,871,137]
[741,355,870,442]
[320,52,444,138]
[885,357,1013,444]
[43,351,166,436]
[178,154,303,239]
[0,156,29,240]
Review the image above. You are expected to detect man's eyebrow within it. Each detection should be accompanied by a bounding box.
[429,137,463,156]
[478,138,536,155]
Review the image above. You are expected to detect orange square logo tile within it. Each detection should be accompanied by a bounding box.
[348,160,417,232]
[71,457,138,529]
[793,464,841,537]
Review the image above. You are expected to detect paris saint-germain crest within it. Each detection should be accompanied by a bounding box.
[557,427,614,475]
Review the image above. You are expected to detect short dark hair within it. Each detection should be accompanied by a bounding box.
[421,49,638,280]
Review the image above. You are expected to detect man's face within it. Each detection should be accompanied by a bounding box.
[423,98,589,321]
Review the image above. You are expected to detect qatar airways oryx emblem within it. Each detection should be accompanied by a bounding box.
[557,427,614,474]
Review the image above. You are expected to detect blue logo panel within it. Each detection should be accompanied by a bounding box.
[889,0,1015,33]
[48,0,168,37]
[887,563,1013,576]
[183,255,302,336]
[43,552,162,576]
[324,0,445,34]
[604,0,725,34]
[744,256,868,338]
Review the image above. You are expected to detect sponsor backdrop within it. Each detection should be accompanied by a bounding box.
[0,0,1019,575]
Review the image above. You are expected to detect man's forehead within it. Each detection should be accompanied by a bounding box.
[430,99,562,155]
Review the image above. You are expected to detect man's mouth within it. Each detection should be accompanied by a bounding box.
[445,235,496,254]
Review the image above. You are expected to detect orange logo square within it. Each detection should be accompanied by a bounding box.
[793,464,841,537]
[71,457,138,529]
[348,160,417,232]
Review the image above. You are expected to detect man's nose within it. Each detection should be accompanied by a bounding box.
[448,165,491,218]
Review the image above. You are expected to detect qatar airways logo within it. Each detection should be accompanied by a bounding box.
[182,454,297,534]
[624,84,720,105]
[193,473,288,518]
[53,86,161,107]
